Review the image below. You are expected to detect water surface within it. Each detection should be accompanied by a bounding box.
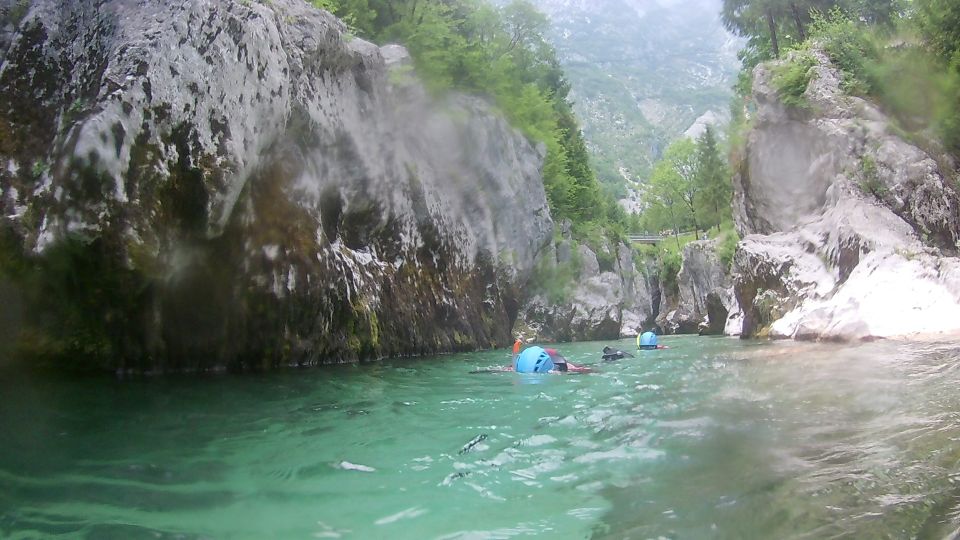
[2,336,960,539]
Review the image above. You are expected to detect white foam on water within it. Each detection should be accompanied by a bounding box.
[374,506,428,525]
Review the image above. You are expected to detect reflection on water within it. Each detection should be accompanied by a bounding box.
[1,337,960,539]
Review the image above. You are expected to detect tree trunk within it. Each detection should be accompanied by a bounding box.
[668,205,681,250]
[766,8,780,58]
[715,201,722,233]
[384,1,398,26]
[790,3,806,41]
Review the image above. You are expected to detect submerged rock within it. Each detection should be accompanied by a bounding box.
[731,49,960,341]
[0,0,552,370]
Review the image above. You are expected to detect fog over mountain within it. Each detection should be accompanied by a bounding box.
[528,0,742,192]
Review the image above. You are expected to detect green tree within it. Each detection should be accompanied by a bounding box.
[646,138,702,246]
[722,0,785,58]
[693,126,731,233]
[721,0,899,60]
[916,0,960,62]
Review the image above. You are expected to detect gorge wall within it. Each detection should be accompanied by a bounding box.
[657,238,736,336]
[0,0,553,371]
[513,222,656,342]
[730,49,960,340]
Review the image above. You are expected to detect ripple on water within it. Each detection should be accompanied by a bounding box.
[3,339,960,538]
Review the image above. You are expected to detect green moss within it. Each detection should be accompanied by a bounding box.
[659,248,682,295]
[368,310,380,349]
[528,242,582,304]
[30,159,48,178]
[4,233,152,371]
[752,290,788,337]
[63,99,87,126]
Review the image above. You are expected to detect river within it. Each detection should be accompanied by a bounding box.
[2,336,960,539]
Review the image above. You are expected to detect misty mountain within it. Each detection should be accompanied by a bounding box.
[528,0,742,191]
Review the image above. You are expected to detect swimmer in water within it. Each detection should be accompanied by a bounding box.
[513,346,591,373]
[601,346,635,361]
[637,331,669,350]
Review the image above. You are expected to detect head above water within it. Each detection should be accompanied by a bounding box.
[514,346,555,373]
[639,331,658,348]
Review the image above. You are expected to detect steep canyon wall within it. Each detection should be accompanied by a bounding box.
[730,50,960,340]
[0,0,553,371]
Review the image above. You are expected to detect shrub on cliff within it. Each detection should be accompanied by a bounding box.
[770,49,817,107]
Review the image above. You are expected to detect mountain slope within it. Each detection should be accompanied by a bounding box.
[528,0,741,192]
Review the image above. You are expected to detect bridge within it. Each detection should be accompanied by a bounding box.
[627,234,663,245]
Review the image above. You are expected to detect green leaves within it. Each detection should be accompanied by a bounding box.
[770,50,816,107]
[642,127,731,239]
[694,127,732,232]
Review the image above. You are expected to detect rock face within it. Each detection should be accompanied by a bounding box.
[0,0,553,370]
[656,238,734,335]
[514,226,655,342]
[731,49,960,340]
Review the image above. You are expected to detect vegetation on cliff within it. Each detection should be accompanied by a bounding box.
[311,0,628,243]
[726,0,960,157]
[639,127,732,242]
[633,125,736,291]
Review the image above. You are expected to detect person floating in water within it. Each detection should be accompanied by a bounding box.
[637,331,669,350]
[601,346,635,361]
[514,345,591,373]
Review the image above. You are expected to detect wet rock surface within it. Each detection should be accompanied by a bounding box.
[0,0,552,370]
[731,50,960,340]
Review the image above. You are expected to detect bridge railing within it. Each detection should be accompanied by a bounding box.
[626,234,663,244]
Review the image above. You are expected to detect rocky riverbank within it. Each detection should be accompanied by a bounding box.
[729,49,960,340]
[657,238,736,336]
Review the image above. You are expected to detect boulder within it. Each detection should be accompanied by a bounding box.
[515,241,655,342]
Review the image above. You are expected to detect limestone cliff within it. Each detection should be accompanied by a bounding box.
[513,224,655,342]
[0,0,553,370]
[731,49,960,340]
[657,238,735,335]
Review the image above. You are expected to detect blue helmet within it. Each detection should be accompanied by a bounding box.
[638,331,658,348]
[514,346,555,373]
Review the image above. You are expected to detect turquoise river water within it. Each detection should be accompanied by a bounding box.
[2,336,960,539]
